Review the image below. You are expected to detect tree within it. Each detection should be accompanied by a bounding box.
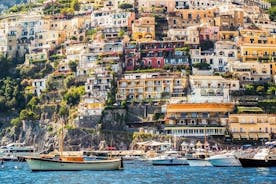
[268,6,276,21]
[70,0,80,11]
[27,96,40,111]
[192,63,211,70]
[69,60,78,72]
[267,86,276,95]
[64,75,76,89]
[19,109,39,121]
[118,3,133,10]
[11,117,22,127]
[118,29,125,38]
[58,101,69,117]
[256,85,265,94]
[64,86,85,106]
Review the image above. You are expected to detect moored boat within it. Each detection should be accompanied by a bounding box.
[26,156,123,171]
[152,151,188,166]
[0,143,36,161]
[239,148,276,167]
[207,151,241,167]
[186,150,212,167]
[187,158,212,167]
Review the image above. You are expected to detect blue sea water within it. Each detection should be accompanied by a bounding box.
[0,161,276,184]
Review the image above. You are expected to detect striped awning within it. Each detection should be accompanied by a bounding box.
[240,133,249,139]
[232,133,241,139]
[248,133,258,139]
[258,133,270,139]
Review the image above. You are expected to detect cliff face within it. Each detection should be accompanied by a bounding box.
[0,108,133,151]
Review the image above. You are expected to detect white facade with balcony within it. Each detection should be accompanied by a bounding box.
[188,75,240,103]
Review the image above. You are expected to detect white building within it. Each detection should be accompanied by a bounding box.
[32,78,47,96]
[85,72,113,102]
[175,0,230,10]
[167,26,199,44]
[91,9,132,28]
[228,60,273,83]
[191,41,237,73]
[188,75,240,103]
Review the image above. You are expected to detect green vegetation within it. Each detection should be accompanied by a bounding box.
[106,75,117,106]
[258,99,276,113]
[64,86,85,106]
[192,62,211,70]
[19,62,53,79]
[267,0,276,20]
[43,0,80,16]
[244,83,276,95]
[118,3,133,10]
[7,3,40,13]
[68,60,78,73]
[237,106,264,113]
[0,77,24,112]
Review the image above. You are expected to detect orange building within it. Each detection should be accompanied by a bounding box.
[164,103,234,137]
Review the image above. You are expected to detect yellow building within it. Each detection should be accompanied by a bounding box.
[132,17,155,41]
[164,103,234,137]
[238,29,276,62]
[117,72,187,101]
[229,114,276,140]
[180,8,215,21]
[219,31,239,41]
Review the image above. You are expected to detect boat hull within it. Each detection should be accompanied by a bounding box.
[187,159,212,167]
[239,158,276,167]
[152,158,188,166]
[26,157,123,171]
[208,157,241,167]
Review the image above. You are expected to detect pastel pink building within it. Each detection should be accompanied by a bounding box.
[199,26,219,41]
[142,57,165,69]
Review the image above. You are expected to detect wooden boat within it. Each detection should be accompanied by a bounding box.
[26,117,123,171]
[26,156,123,171]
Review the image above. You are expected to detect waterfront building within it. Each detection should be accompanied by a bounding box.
[164,103,234,137]
[117,72,188,102]
[228,114,276,140]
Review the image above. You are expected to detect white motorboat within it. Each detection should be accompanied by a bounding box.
[207,151,241,167]
[0,143,35,161]
[26,156,123,171]
[152,151,188,166]
[187,159,212,167]
[186,150,212,167]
